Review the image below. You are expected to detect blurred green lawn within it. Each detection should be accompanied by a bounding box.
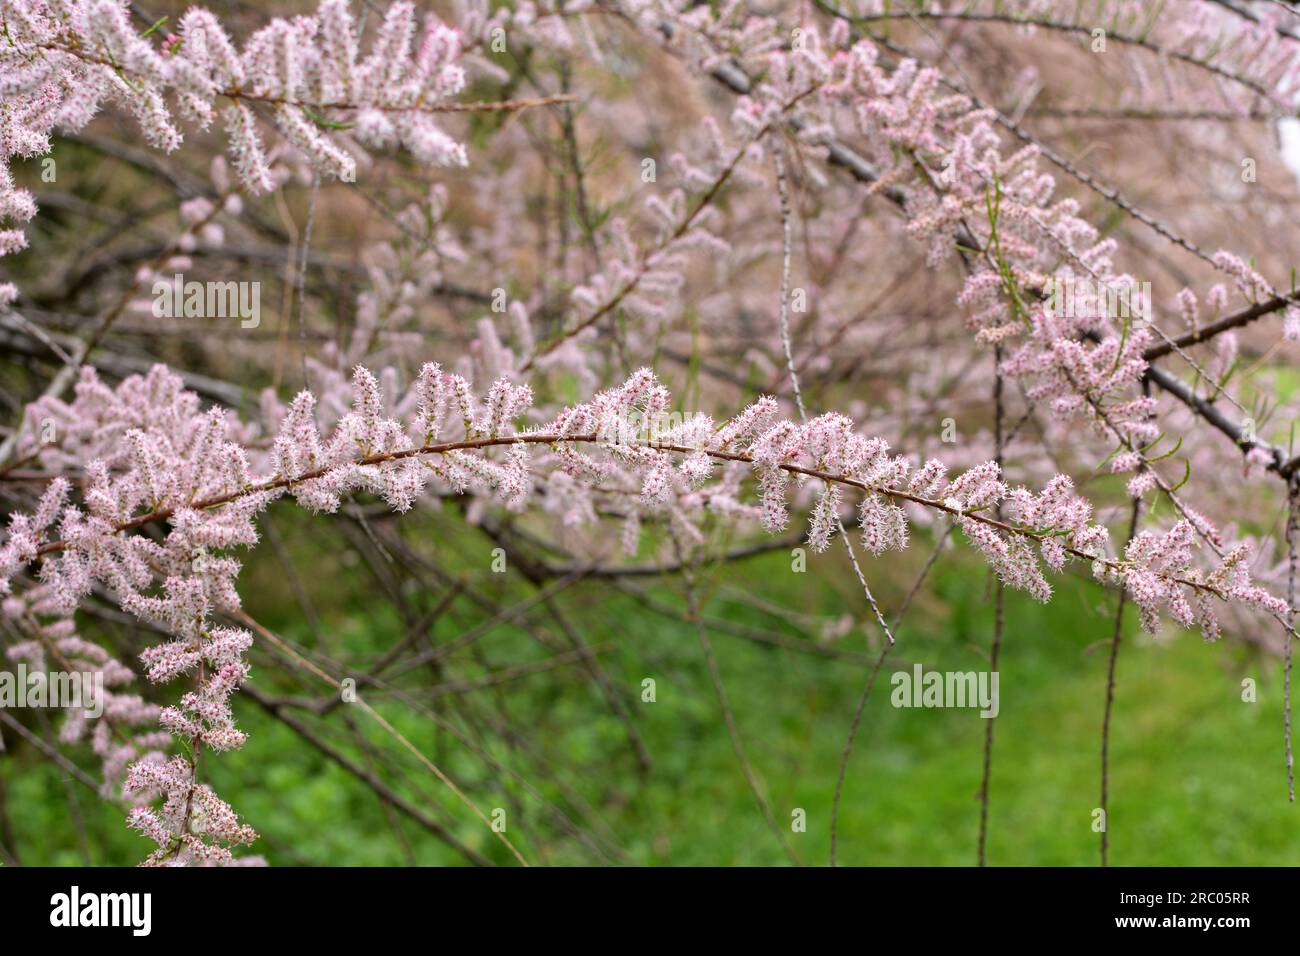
[3,523,1296,866]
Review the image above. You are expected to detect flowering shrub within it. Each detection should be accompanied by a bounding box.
[2,0,1300,865]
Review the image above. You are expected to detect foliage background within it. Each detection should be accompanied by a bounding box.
[4,533,1291,865]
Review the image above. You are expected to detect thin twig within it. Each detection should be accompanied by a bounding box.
[1101,499,1143,866]
[1286,483,1297,802]
[977,345,1006,867]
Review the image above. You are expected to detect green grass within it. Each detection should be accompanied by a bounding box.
[2,528,1296,866]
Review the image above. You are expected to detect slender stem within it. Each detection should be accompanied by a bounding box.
[519,87,817,372]
[977,345,1005,867]
[1286,484,1297,802]
[236,611,531,866]
[828,523,953,865]
[1101,500,1143,866]
[680,554,801,865]
[818,5,1275,102]
[294,175,320,393]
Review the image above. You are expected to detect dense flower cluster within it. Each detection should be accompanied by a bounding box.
[2,584,166,793]
[125,756,258,866]
[625,0,1296,500]
[0,0,467,258]
[7,364,1284,648]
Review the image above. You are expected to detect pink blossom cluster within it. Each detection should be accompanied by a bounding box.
[637,4,1294,501]
[655,11,1166,480]
[804,34,1162,457]
[553,120,741,354]
[0,0,467,258]
[0,368,268,863]
[8,362,1285,634]
[3,585,167,794]
[1109,523,1289,638]
[454,0,604,79]
[1172,280,1239,382]
[125,757,258,866]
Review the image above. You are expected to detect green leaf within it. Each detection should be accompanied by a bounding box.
[304,109,355,131]
[140,16,169,39]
